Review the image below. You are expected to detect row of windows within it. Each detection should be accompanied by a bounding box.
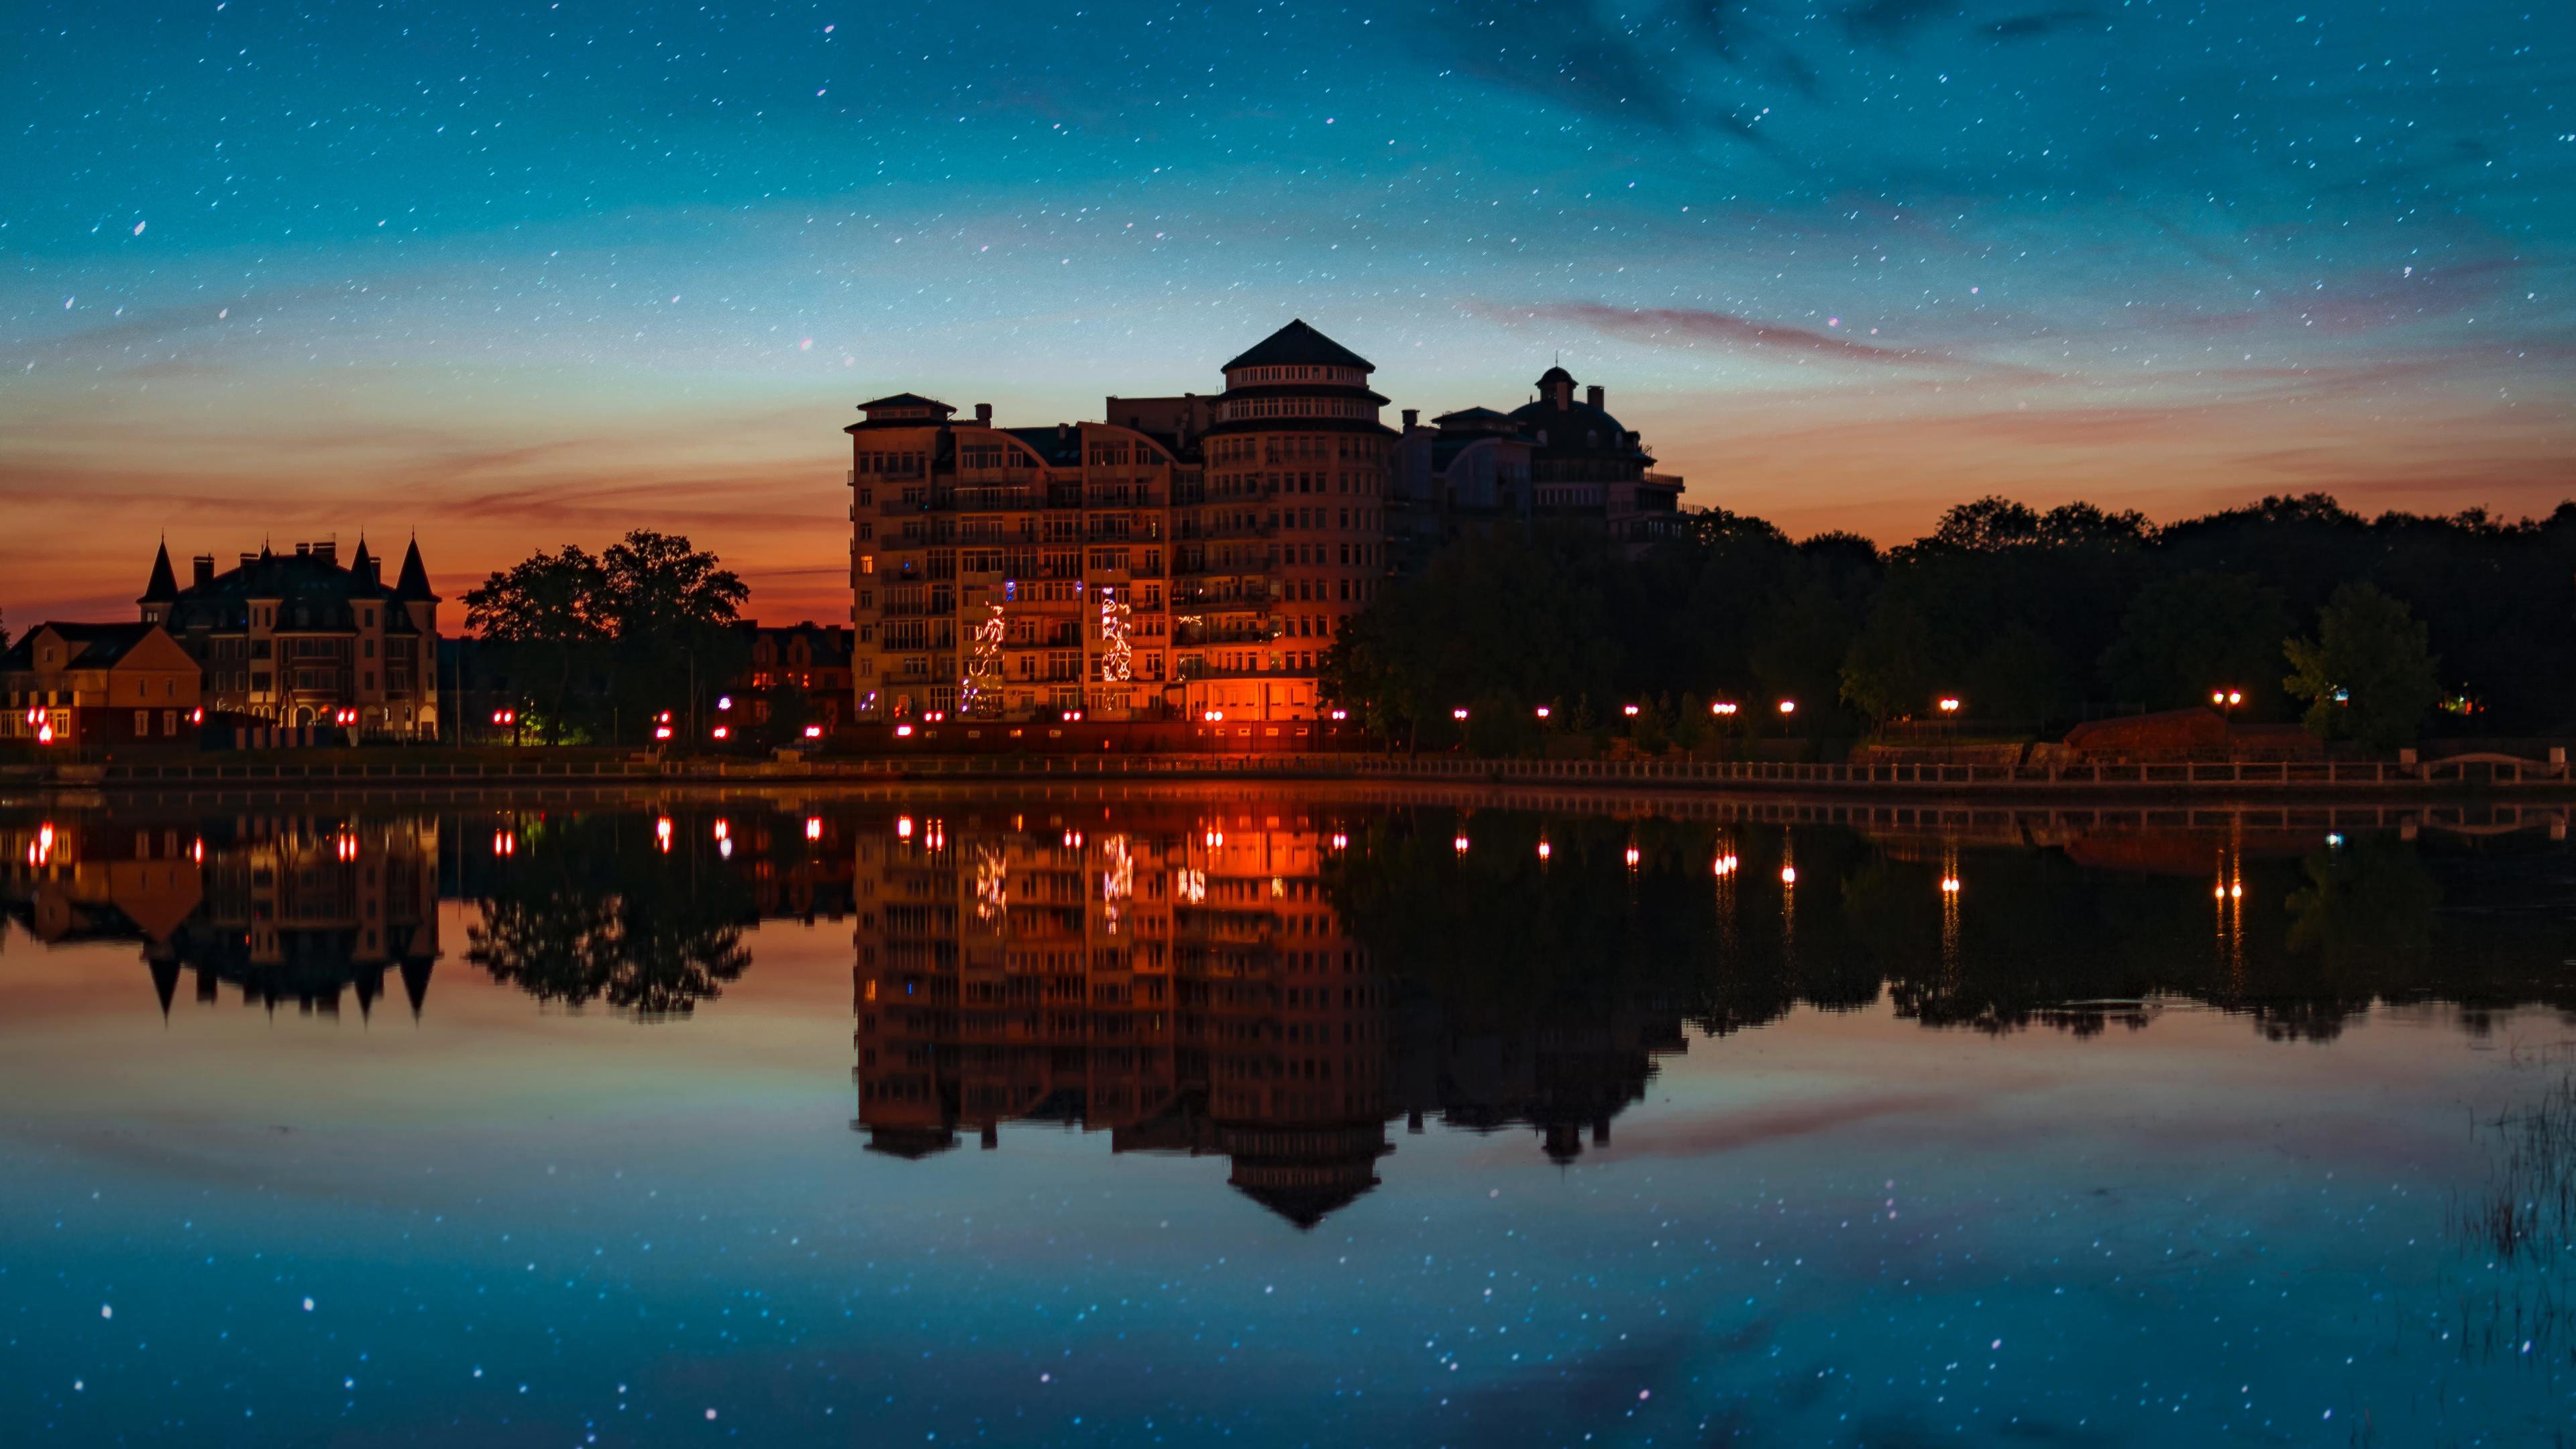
[1220,396,1375,421]
[1227,365,1364,386]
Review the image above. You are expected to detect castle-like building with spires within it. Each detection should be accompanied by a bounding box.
[844,320,1683,725]
[139,536,443,737]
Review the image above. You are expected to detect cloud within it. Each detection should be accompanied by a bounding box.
[1839,0,1962,45]
[1481,301,1951,366]
[1982,7,2099,40]
[1413,0,1795,148]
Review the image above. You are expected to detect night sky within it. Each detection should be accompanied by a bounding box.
[5,1,2569,624]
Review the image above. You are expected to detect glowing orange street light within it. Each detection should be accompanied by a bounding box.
[1777,700,1797,716]
[1451,707,1469,720]
[1534,705,1552,720]
[804,724,824,739]
[1453,835,1470,853]
[1622,704,1640,718]
[1710,701,1739,716]
[1624,846,1641,868]
[1940,875,1962,894]
[1537,839,1552,861]
[1780,865,1798,885]
[805,816,824,841]
[1937,697,1962,714]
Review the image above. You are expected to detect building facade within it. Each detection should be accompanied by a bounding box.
[846,323,1679,725]
[139,538,442,737]
[1,623,203,748]
[1392,366,1686,553]
[735,621,857,735]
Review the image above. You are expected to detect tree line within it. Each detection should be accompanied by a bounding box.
[1325,494,2575,753]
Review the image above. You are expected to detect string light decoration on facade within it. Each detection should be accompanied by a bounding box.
[1098,586,1133,683]
[959,602,1007,716]
[973,841,1009,925]
[1099,833,1134,936]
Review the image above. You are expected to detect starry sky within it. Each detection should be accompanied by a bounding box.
[5,1,2570,625]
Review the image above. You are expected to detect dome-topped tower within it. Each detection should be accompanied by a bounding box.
[1185,321,1398,722]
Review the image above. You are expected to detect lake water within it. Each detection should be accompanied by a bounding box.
[4,796,2573,1446]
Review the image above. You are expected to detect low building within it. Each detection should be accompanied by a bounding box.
[0,622,203,749]
[1392,366,1685,554]
[140,537,442,737]
[736,621,857,735]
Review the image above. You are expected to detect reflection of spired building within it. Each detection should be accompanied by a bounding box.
[851,804,1393,1226]
[0,815,440,1018]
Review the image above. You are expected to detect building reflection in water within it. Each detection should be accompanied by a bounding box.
[850,804,1701,1226]
[853,806,1398,1226]
[1,814,439,1018]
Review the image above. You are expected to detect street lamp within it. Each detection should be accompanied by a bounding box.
[1622,703,1640,718]
[1777,700,1797,716]
[1710,701,1738,716]
[1936,697,1961,714]
[1451,707,1469,720]
[1534,706,1552,720]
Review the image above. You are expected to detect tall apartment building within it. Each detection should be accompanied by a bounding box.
[847,320,1397,724]
[845,323,1680,725]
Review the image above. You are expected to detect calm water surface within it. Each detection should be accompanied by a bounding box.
[4,796,2574,1446]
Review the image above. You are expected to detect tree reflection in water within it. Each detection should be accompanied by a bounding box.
[466,813,757,1020]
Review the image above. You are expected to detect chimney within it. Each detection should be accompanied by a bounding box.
[975,402,992,425]
[1401,409,1419,430]
[1057,423,1071,445]
[192,555,215,588]
[1586,384,1605,409]
[294,542,311,557]
[239,552,258,569]
[313,539,337,566]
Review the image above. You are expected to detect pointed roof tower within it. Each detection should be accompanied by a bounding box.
[1222,319,1375,374]
[392,538,439,602]
[149,959,181,1019]
[348,536,377,588]
[140,540,179,604]
[399,958,433,1020]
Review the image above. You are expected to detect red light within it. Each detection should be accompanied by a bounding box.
[803,724,823,739]
[711,725,730,740]
[805,817,824,841]
[654,726,673,740]
[894,724,914,737]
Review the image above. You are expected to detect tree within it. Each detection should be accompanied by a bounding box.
[463,546,607,743]
[2284,582,2441,749]
[599,530,751,739]
[464,531,749,745]
[2099,571,2290,713]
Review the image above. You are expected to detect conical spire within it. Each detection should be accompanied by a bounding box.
[393,538,438,601]
[400,958,433,1019]
[140,540,179,603]
[149,959,181,1018]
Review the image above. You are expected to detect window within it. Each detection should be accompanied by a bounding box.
[135,710,148,735]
